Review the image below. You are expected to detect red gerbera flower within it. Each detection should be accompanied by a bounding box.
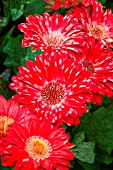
[76,36,113,104]
[72,2,113,47]
[69,0,97,7]
[18,13,86,57]
[45,0,72,10]
[1,121,74,170]
[44,0,96,10]
[9,54,92,126]
[0,95,35,154]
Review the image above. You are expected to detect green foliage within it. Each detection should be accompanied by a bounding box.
[24,0,48,16]
[72,131,95,164]
[78,107,113,155]
[98,0,107,4]
[3,36,42,73]
[0,0,113,169]
[73,142,95,163]
[75,105,113,169]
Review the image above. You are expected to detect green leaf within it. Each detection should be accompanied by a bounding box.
[0,26,15,52]
[72,131,85,145]
[0,77,15,99]
[78,107,113,155]
[0,17,9,27]
[72,142,95,164]
[11,4,24,21]
[3,36,42,73]
[98,0,106,4]
[2,0,29,22]
[102,96,113,108]
[106,102,113,112]
[24,0,48,17]
[1,1,11,26]
[78,161,101,170]
[96,153,113,164]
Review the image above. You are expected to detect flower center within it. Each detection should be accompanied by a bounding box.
[25,136,52,161]
[83,60,93,73]
[0,116,14,136]
[43,32,65,47]
[90,24,106,39]
[41,83,65,105]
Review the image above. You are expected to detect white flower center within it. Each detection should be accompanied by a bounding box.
[43,32,65,47]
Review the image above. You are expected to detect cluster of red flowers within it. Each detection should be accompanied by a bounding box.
[1,0,113,169]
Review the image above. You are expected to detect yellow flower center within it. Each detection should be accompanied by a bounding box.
[41,83,65,105]
[25,136,52,161]
[90,24,106,39]
[43,32,65,48]
[0,116,14,136]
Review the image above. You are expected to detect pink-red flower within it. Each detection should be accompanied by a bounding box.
[9,54,92,126]
[45,0,72,10]
[69,0,97,7]
[72,2,113,47]
[18,13,86,57]
[75,36,113,104]
[44,0,96,10]
[0,95,35,154]
[1,121,74,170]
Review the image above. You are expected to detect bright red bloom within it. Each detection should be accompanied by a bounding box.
[18,13,86,57]
[72,2,113,47]
[1,121,74,170]
[9,55,92,126]
[76,36,113,104]
[0,95,34,154]
[44,0,96,10]
[69,0,96,7]
[45,0,72,10]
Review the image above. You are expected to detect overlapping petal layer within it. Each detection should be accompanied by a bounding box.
[9,54,93,126]
[18,13,86,57]
[75,37,113,104]
[72,2,113,46]
[1,121,74,170]
[0,95,34,154]
[45,0,96,10]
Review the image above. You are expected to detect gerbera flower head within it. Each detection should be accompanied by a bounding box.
[45,0,72,10]
[72,2,113,47]
[0,95,35,154]
[1,121,74,170]
[44,0,96,10]
[9,54,92,126]
[76,36,113,104]
[69,0,97,7]
[18,13,86,57]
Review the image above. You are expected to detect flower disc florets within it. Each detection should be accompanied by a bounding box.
[18,13,86,57]
[72,2,113,47]
[9,54,92,126]
[1,121,75,170]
